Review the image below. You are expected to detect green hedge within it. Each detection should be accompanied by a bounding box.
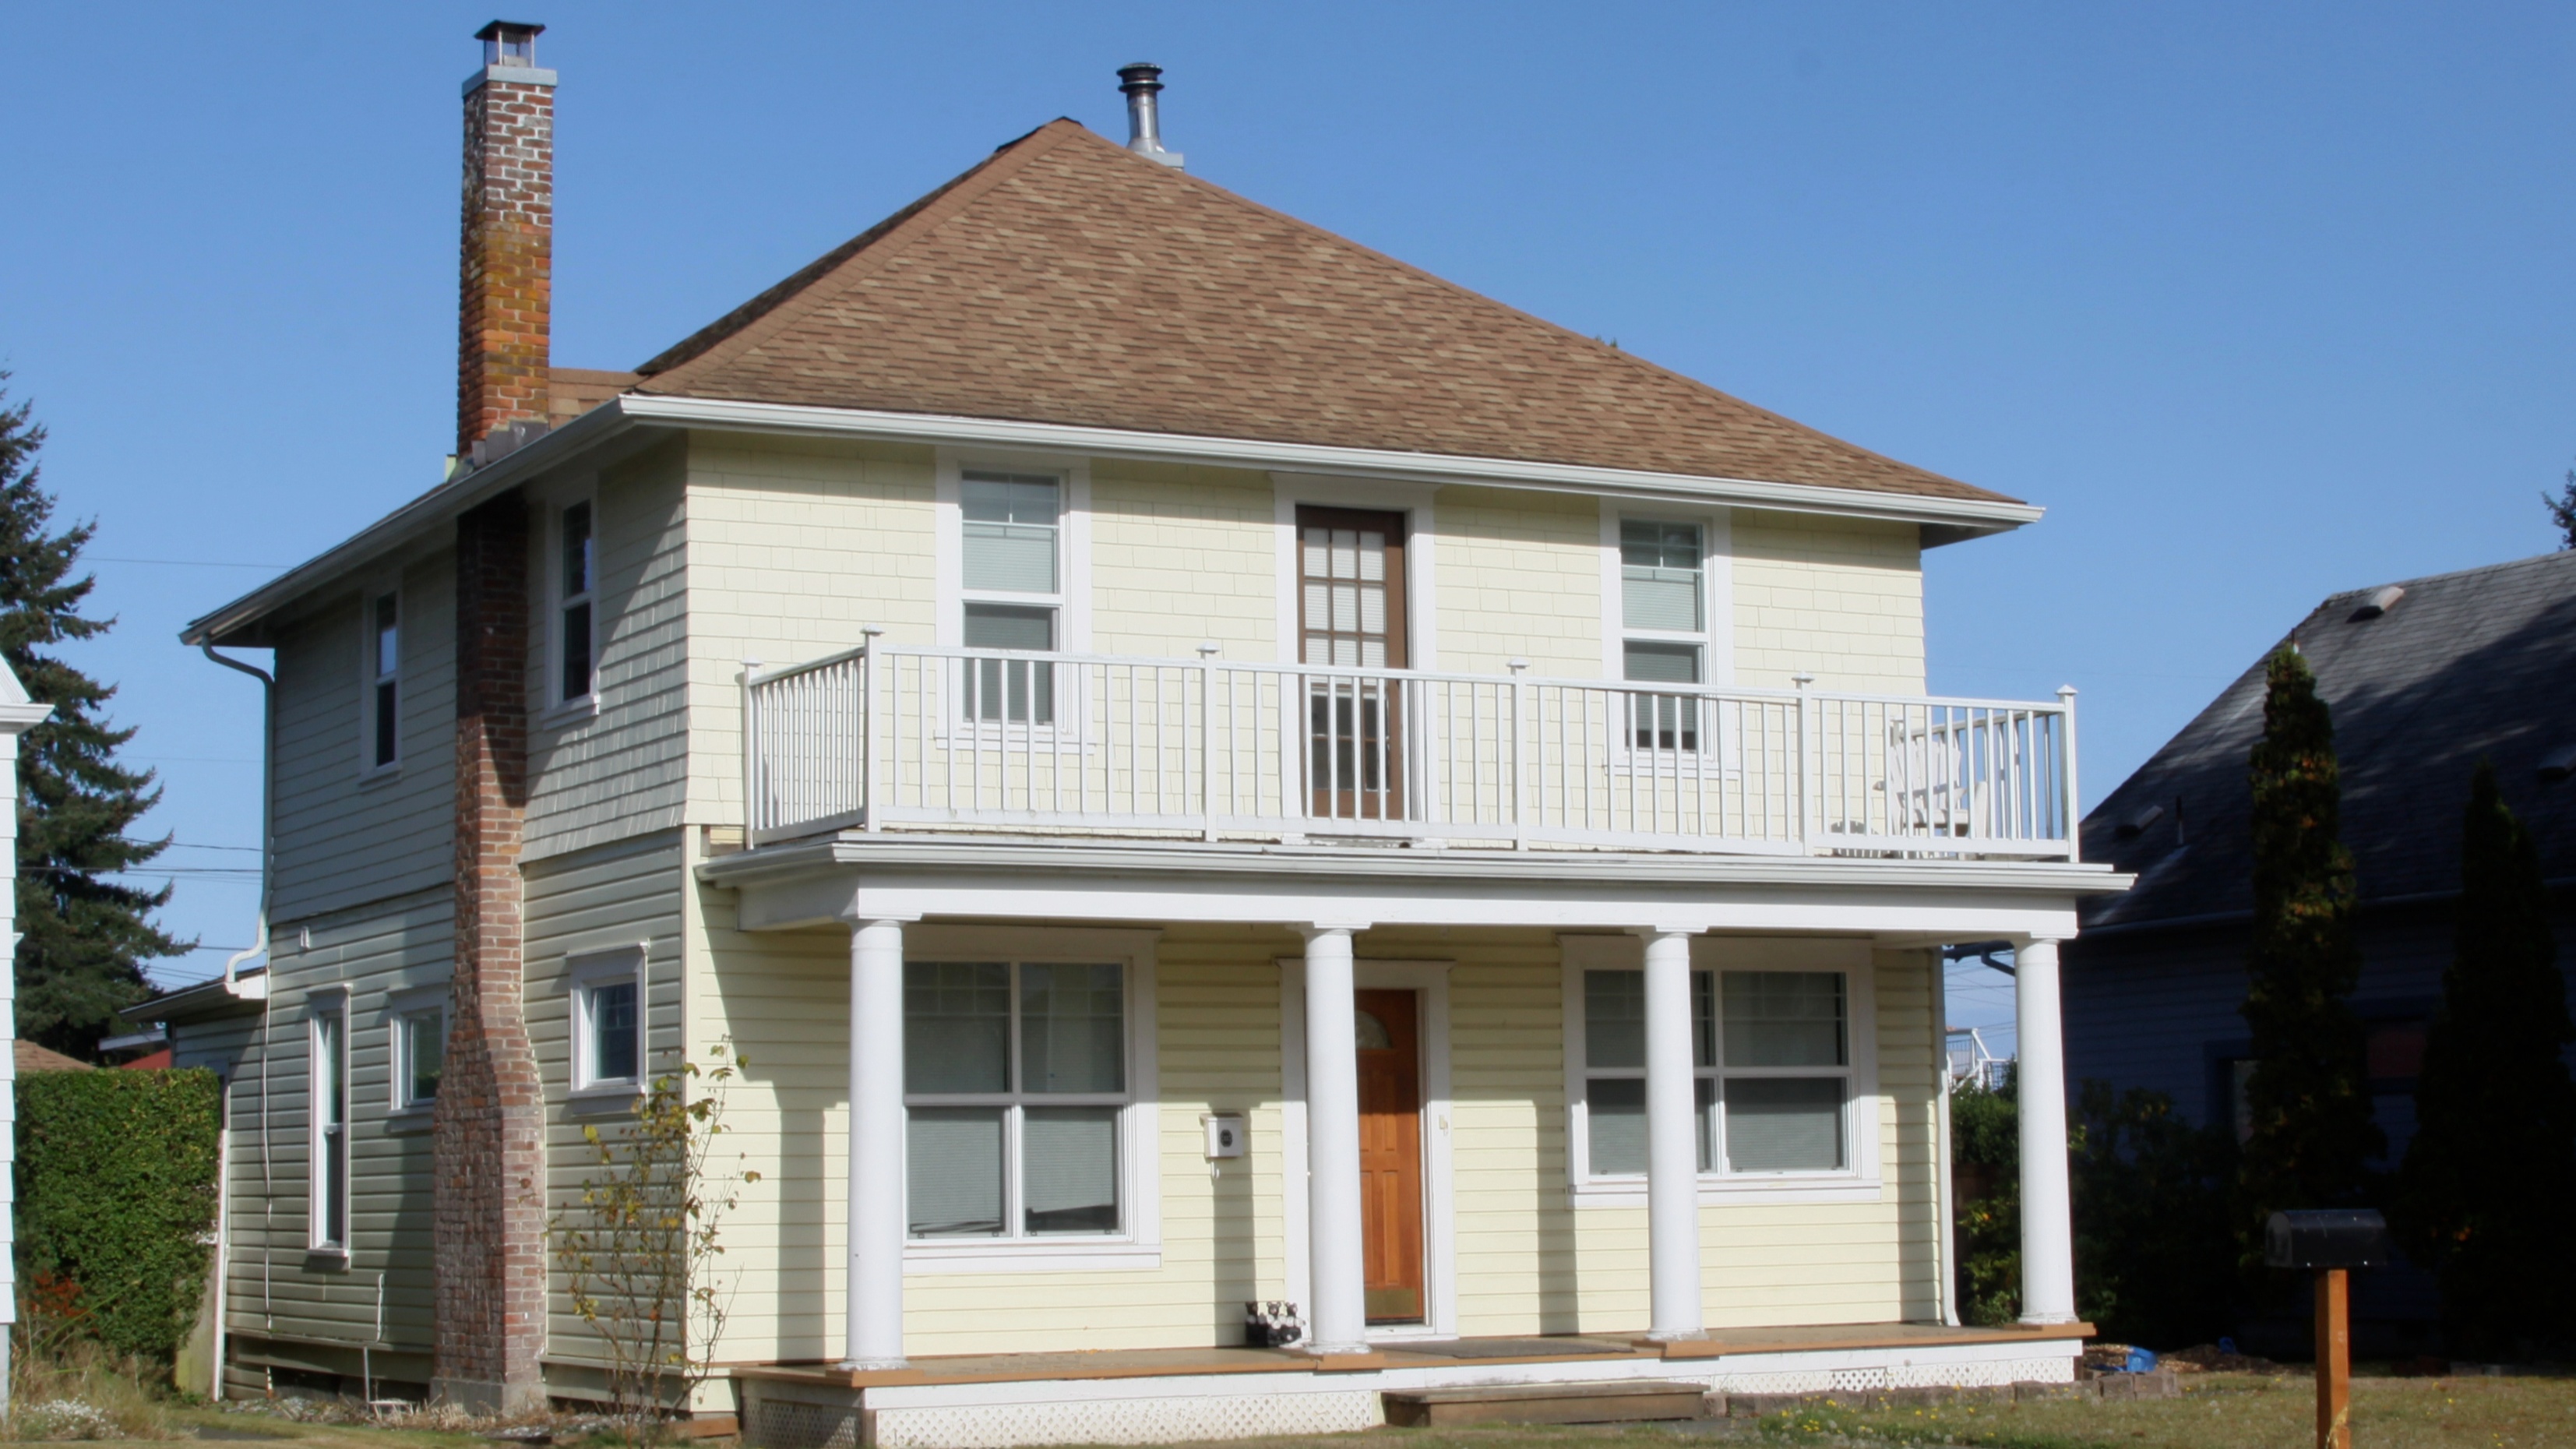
[16,1067,220,1359]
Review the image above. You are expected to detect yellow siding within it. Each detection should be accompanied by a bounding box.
[1089,461,1276,660]
[694,917,1943,1357]
[682,435,939,824]
[1731,510,1926,694]
[1432,487,1604,679]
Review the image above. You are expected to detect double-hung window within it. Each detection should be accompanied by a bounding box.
[558,500,596,705]
[1619,520,1704,752]
[570,950,644,1091]
[367,591,400,770]
[958,472,1061,725]
[1578,967,1852,1177]
[391,997,447,1112]
[905,961,1127,1238]
[309,997,350,1250]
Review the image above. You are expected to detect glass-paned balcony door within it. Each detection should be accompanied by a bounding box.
[1299,507,1409,821]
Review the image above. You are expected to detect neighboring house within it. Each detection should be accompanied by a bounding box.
[2061,548,2576,1352]
[130,23,2126,1443]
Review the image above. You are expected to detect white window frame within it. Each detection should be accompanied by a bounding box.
[1559,934,1880,1205]
[1601,504,1737,771]
[544,481,601,724]
[900,924,1160,1274]
[1601,502,1732,686]
[387,986,449,1117]
[568,945,647,1097]
[358,580,402,777]
[933,451,1091,744]
[308,990,351,1253]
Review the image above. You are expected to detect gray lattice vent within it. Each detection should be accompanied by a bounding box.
[747,1398,860,1449]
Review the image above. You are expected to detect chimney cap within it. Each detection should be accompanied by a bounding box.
[476,19,545,67]
[1117,62,1184,169]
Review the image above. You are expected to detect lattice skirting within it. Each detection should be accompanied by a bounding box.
[1706,1356,2076,1396]
[738,1345,2078,1449]
[869,1391,1381,1449]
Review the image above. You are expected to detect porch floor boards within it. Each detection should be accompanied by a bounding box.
[729,1321,2089,1390]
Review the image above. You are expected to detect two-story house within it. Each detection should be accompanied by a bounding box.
[139,23,2125,1445]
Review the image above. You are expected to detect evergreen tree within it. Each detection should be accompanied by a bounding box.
[2237,646,2380,1256]
[2393,761,2576,1357]
[0,379,189,1058]
[2548,464,2576,550]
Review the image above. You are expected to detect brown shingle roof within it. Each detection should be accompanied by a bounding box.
[15,1039,92,1074]
[636,121,2010,506]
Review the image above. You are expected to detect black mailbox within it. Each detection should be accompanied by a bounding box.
[2265,1209,2389,1270]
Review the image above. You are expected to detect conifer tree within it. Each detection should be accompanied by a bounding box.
[2394,761,2576,1356]
[2547,464,2576,550]
[2237,646,2380,1252]
[0,379,189,1058]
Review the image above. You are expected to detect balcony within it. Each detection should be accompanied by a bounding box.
[742,644,2080,861]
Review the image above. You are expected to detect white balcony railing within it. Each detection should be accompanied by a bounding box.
[742,643,2080,860]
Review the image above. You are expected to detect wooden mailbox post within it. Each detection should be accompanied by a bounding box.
[2267,1209,2389,1449]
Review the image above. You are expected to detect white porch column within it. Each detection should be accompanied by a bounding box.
[2014,936,2077,1325]
[843,917,911,1369]
[1638,929,1704,1340]
[1300,924,1368,1354]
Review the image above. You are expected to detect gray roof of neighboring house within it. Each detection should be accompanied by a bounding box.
[2080,548,2576,934]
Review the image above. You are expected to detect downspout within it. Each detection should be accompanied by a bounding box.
[197,646,273,991]
[197,644,274,1399]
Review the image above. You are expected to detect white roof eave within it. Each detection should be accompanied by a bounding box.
[181,393,2043,647]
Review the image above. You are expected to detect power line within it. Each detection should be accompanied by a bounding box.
[90,557,291,569]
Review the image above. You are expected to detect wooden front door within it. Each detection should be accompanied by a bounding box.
[1297,507,1408,820]
[1355,989,1425,1324]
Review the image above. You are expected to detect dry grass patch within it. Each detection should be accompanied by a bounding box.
[1739,1372,2576,1448]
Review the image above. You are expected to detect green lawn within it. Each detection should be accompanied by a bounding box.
[20,1373,2566,1449]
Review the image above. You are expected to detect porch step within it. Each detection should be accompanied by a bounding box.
[1381,1380,1710,1427]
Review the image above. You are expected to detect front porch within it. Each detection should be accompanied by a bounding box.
[729,1323,2095,1448]
[692,834,2119,1430]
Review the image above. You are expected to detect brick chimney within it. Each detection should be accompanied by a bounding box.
[433,19,549,1416]
[457,19,555,457]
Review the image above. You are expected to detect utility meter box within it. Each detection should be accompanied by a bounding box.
[2265,1209,2389,1270]
[1203,1113,1247,1159]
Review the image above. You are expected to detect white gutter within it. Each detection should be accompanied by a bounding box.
[181,392,2041,647]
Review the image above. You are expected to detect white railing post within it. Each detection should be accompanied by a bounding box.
[1792,672,1815,851]
[1198,642,1221,842]
[1507,660,1529,850]
[740,658,763,837]
[2056,685,2079,863]
[861,626,885,834]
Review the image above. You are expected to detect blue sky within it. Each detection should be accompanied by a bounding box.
[5,4,2573,1029]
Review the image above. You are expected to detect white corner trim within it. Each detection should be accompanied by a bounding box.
[934,447,1093,653]
[1270,475,1440,669]
[1277,956,1457,1341]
